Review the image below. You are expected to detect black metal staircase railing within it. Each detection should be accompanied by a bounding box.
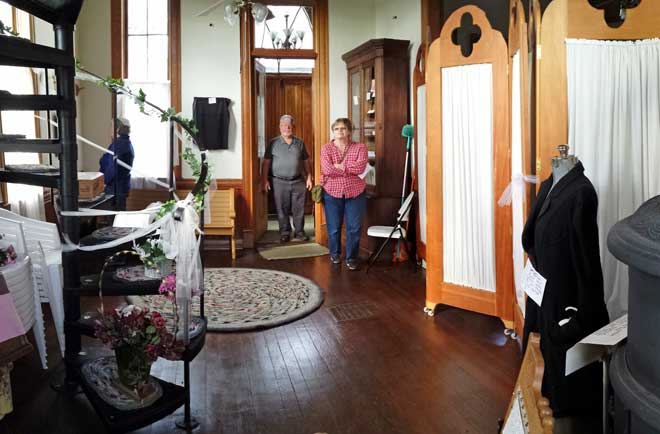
[0,1,206,432]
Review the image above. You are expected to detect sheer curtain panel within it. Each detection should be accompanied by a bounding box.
[567,38,660,318]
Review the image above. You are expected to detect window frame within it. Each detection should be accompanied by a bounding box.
[110,0,181,176]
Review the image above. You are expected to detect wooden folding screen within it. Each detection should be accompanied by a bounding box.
[537,0,660,180]
[507,0,532,337]
[425,6,513,327]
[412,43,427,261]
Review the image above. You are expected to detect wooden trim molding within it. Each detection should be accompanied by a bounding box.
[251,48,317,59]
[508,0,531,336]
[421,0,443,49]
[110,0,123,78]
[425,5,513,326]
[537,0,660,180]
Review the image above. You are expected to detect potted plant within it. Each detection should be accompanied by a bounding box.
[94,305,182,397]
[133,238,170,278]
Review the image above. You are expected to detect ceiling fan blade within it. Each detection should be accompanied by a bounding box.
[194,0,226,17]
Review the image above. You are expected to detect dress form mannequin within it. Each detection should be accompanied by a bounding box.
[550,145,580,325]
[551,144,579,188]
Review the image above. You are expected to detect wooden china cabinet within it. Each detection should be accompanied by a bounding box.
[342,38,410,254]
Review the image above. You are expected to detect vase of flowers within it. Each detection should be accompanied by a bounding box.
[95,305,182,396]
[134,238,169,279]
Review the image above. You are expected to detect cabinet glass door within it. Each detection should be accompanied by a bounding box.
[350,69,361,142]
[363,65,376,186]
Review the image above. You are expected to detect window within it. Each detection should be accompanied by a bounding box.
[0,4,45,219]
[119,0,171,180]
[253,5,313,50]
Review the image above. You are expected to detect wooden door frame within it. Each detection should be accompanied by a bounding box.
[508,0,531,340]
[240,0,329,247]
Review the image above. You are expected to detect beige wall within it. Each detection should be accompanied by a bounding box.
[75,0,112,172]
[180,0,243,179]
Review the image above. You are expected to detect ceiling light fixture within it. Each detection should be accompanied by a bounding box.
[195,0,269,26]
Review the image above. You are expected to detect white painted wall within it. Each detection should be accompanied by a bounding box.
[180,0,243,179]
[328,0,375,136]
[373,0,421,123]
[75,0,112,172]
[328,0,420,137]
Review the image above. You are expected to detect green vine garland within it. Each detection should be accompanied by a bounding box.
[75,63,213,212]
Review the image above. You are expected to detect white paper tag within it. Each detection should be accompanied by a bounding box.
[522,259,546,306]
[208,97,216,104]
[565,314,628,375]
[580,314,628,346]
[502,391,525,434]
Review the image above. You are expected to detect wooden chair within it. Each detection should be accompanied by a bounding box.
[176,189,236,259]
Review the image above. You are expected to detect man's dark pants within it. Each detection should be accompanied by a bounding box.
[272,177,306,237]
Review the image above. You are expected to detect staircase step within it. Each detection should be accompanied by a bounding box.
[0,138,61,153]
[75,353,185,433]
[0,170,59,188]
[0,34,74,68]
[0,93,71,111]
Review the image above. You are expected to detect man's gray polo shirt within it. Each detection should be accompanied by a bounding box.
[264,136,309,179]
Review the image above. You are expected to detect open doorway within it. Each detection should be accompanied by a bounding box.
[255,57,315,245]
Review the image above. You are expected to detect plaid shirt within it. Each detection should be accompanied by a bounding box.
[320,140,368,198]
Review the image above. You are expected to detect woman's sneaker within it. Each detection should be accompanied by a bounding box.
[330,255,341,264]
[345,259,360,271]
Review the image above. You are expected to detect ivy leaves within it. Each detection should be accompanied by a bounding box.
[0,20,19,36]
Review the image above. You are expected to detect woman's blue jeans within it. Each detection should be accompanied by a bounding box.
[323,191,366,261]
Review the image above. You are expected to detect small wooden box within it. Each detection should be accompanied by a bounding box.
[78,172,105,200]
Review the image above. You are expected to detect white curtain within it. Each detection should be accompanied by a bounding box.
[567,38,660,319]
[441,64,497,292]
[118,80,171,180]
[417,84,428,246]
[511,51,526,315]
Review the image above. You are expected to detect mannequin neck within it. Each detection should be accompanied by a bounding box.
[551,156,578,186]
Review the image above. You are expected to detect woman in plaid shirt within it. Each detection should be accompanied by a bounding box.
[320,118,369,271]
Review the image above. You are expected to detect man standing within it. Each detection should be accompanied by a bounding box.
[261,115,313,243]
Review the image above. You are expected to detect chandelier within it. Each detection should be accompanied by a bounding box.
[270,14,305,49]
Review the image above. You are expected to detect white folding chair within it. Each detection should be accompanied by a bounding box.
[0,218,48,369]
[366,191,415,272]
[0,209,65,357]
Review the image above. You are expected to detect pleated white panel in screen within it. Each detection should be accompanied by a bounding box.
[417,84,428,244]
[441,63,496,292]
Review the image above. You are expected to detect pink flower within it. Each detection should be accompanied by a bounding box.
[158,274,177,301]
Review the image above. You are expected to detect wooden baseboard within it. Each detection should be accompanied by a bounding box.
[242,229,255,249]
[204,237,244,251]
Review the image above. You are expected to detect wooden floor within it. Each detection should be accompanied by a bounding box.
[0,249,521,434]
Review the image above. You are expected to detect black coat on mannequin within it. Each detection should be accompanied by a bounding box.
[522,161,609,417]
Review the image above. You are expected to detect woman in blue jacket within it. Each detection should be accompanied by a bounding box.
[99,117,134,210]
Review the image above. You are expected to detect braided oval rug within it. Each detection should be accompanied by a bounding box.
[127,268,324,332]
